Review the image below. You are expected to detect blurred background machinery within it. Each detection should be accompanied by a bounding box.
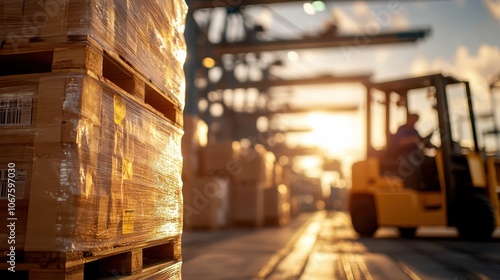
[182,0,432,224]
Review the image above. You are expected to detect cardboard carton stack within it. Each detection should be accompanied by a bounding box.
[183,141,239,230]
[264,184,291,226]
[0,1,186,279]
[230,145,275,227]
[281,164,300,217]
[183,176,230,230]
[181,115,208,180]
[264,162,291,226]
[200,141,241,176]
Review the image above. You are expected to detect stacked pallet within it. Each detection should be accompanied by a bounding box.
[183,140,295,229]
[231,145,276,227]
[0,0,187,105]
[200,141,241,176]
[0,0,186,279]
[264,184,291,226]
[282,164,301,217]
[263,162,291,226]
[181,115,207,180]
[183,176,230,231]
[183,141,239,230]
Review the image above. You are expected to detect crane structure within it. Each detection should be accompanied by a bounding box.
[199,29,429,58]
[184,0,432,161]
[188,0,426,11]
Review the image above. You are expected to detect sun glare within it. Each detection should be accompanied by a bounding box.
[305,113,360,157]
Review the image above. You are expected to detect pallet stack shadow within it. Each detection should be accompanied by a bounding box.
[0,0,186,279]
[182,133,292,230]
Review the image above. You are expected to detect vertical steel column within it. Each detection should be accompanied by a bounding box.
[434,75,456,225]
[366,84,373,157]
[465,81,480,152]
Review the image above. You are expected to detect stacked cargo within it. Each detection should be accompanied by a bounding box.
[183,139,295,229]
[263,162,291,226]
[183,141,239,230]
[181,116,207,180]
[231,145,275,227]
[183,176,230,230]
[0,0,186,279]
[282,164,301,217]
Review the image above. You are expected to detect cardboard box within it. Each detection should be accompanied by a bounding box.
[264,184,291,226]
[0,0,187,106]
[0,72,183,252]
[235,145,275,187]
[182,115,207,180]
[230,182,265,227]
[183,176,229,230]
[0,73,102,144]
[200,141,241,176]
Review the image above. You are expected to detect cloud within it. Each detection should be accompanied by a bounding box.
[484,0,500,20]
[409,44,500,103]
[331,8,362,33]
[352,2,371,18]
[390,14,409,29]
[454,45,500,84]
[331,3,410,34]
[409,55,449,76]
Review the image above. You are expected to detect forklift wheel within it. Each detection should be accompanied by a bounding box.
[398,227,417,238]
[456,193,495,241]
[350,194,378,237]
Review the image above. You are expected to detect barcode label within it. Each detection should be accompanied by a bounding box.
[0,97,33,126]
[0,169,25,199]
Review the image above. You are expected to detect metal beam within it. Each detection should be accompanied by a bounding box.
[189,0,312,10]
[188,0,432,10]
[235,104,358,118]
[202,29,430,58]
[271,128,314,133]
[207,73,372,91]
[271,104,359,114]
[270,145,324,157]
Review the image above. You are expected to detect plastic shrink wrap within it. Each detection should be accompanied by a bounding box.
[0,0,187,107]
[0,72,183,252]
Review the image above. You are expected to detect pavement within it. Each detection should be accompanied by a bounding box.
[181,211,323,280]
[182,210,500,280]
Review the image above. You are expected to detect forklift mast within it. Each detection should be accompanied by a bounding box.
[364,74,480,226]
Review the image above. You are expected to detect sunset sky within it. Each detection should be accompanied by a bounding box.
[247,0,500,179]
[197,0,500,181]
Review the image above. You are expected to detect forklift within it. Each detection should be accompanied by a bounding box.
[349,73,500,240]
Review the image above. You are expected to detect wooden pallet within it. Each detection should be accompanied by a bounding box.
[0,42,183,128]
[0,0,187,108]
[0,74,184,252]
[0,237,181,279]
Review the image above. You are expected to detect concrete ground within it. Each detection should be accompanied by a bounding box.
[182,211,500,280]
[181,212,320,280]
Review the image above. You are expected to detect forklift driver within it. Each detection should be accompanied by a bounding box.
[391,113,439,190]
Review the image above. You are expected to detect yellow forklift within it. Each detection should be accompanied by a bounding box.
[349,73,500,240]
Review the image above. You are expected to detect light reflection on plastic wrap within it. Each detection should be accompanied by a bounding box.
[87,0,188,107]
[0,0,187,107]
[149,119,183,238]
[0,72,183,252]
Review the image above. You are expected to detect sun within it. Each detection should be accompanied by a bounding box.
[303,113,360,157]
